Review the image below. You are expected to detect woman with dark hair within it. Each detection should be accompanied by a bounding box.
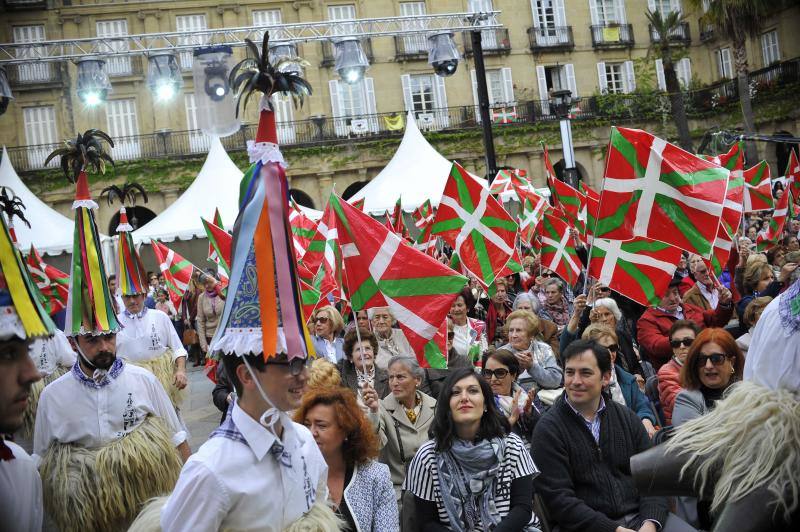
[403,368,540,531]
[295,387,398,531]
[338,328,389,410]
[672,328,745,427]
[449,287,488,365]
[482,349,541,447]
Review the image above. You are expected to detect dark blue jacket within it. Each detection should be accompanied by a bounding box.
[614,365,656,424]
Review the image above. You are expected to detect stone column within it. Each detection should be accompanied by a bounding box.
[317,172,334,207]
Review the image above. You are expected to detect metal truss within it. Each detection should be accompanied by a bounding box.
[0,12,501,65]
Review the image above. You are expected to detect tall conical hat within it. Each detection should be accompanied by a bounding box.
[115,206,148,296]
[64,170,119,336]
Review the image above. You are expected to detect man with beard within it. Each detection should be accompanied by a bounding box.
[31,160,190,532]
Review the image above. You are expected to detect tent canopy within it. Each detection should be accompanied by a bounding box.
[0,146,78,256]
[133,137,243,243]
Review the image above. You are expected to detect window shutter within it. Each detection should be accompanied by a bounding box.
[722,48,732,77]
[555,0,567,26]
[655,59,666,91]
[401,74,413,112]
[596,62,608,93]
[536,65,549,100]
[501,67,514,104]
[565,63,578,98]
[530,1,540,28]
[647,0,656,12]
[617,0,628,23]
[470,69,481,122]
[329,80,342,118]
[589,0,599,26]
[623,60,636,93]
[364,77,378,132]
[679,57,691,88]
[434,75,449,127]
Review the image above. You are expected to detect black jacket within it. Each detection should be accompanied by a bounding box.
[531,395,667,532]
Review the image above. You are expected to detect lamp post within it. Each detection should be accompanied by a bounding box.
[550,88,578,188]
[470,29,498,183]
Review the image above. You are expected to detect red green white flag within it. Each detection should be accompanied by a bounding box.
[26,245,69,315]
[595,127,729,258]
[316,202,346,301]
[350,197,366,211]
[579,182,601,237]
[430,162,518,288]
[537,213,582,286]
[743,160,774,213]
[546,167,585,231]
[289,200,319,261]
[151,240,197,309]
[756,189,794,252]
[329,193,467,369]
[588,237,682,307]
[514,184,549,246]
[490,168,530,197]
[708,224,734,276]
[201,217,232,278]
[413,199,434,230]
[784,148,800,200]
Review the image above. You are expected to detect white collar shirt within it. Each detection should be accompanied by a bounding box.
[161,402,328,532]
[33,361,186,460]
[0,439,43,532]
[116,307,188,363]
[28,328,76,376]
[697,281,719,309]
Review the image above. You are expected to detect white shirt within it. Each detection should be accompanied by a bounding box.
[28,328,76,376]
[116,307,188,363]
[161,403,328,531]
[0,439,43,532]
[697,281,719,309]
[452,323,472,358]
[33,361,187,459]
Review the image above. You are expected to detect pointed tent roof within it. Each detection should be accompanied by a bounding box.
[133,136,243,243]
[0,146,77,255]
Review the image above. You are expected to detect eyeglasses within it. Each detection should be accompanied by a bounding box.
[266,357,308,376]
[481,368,510,380]
[670,337,694,348]
[314,316,329,324]
[696,353,731,367]
[605,344,619,353]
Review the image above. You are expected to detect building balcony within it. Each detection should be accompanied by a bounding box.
[649,22,691,45]
[394,35,429,61]
[321,38,374,68]
[105,55,144,79]
[462,28,511,56]
[5,62,64,90]
[590,24,635,48]
[2,0,47,9]
[527,26,574,52]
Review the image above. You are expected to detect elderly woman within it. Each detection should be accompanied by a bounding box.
[403,368,540,531]
[582,324,657,438]
[296,387,398,531]
[338,328,389,408]
[499,310,562,392]
[539,278,573,330]
[364,355,436,526]
[482,349,541,448]
[736,259,794,324]
[195,273,225,356]
[369,306,414,370]
[486,277,512,346]
[657,320,699,426]
[310,305,345,364]
[449,287,487,366]
[736,296,772,354]
[513,293,560,356]
[672,328,745,427]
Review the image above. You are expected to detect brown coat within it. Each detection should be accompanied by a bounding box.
[682,283,714,311]
[539,318,561,358]
[195,291,225,350]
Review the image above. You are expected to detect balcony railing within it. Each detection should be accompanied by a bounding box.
[105,55,144,78]
[527,26,574,51]
[463,28,511,56]
[6,57,799,174]
[321,38,374,68]
[6,62,64,87]
[591,24,635,48]
[649,22,691,45]
[3,0,47,9]
[394,35,429,61]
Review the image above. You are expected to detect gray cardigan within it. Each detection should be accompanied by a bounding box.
[671,388,711,427]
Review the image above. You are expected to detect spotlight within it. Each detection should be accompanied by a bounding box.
[76,58,112,106]
[269,42,303,75]
[191,45,239,137]
[428,33,460,77]
[0,67,13,115]
[147,53,182,103]
[333,38,368,85]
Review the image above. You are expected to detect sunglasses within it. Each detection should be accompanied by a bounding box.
[314,316,329,324]
[597,286,611,292]
[696,353,731,367]
[447,332,455,340]
[540,273,554,278]
[670,337,694,348]
[266,357,308,377]
[605,344,619,353]
[481,368,510,379]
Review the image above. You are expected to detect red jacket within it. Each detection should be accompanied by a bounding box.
[637,303,733,369]
[657,358,682,425]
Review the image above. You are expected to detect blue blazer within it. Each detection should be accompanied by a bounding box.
[311,335,345,363]
[614,365,657,424]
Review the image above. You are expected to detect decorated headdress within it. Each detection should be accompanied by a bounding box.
[0,189,54,341]
[45,130,119,336]
[101,182,149,296]
[210,31,313,361]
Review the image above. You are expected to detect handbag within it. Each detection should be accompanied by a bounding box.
[182,328,199,346]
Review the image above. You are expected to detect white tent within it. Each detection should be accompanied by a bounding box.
[0,146,77,256]
[133,137,243,243]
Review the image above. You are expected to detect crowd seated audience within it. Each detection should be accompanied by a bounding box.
[656,320,700,426]
[498,310,562,393]
[370,307,415,370]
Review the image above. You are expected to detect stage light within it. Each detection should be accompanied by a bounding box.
[76,58,112,106]
[147,53,182,103]
[334,38,368,85]
[428,33,460,77]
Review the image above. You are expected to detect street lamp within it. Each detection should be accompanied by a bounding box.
[192,45,240,137]
[550,88,578,188]
[147,53,182,103]
[428,32,460,77]
[76,58,112,106]
[0,67,12,115]
[334,38,369,84]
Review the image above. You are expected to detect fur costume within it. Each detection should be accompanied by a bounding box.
[40,415,181,532]
[20,364,69,439]
[130,348,185,407]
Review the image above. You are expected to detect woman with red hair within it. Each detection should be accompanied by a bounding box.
[672,328,744,427]
[295,387,398,531]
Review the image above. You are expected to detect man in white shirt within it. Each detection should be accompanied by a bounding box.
[116,292,188,406]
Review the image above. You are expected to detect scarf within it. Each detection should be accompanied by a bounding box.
[543,296,570,327]
[486,302,510,343]
[494,382,528,418]
[779,277,800,335]
[437,437,505,532]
